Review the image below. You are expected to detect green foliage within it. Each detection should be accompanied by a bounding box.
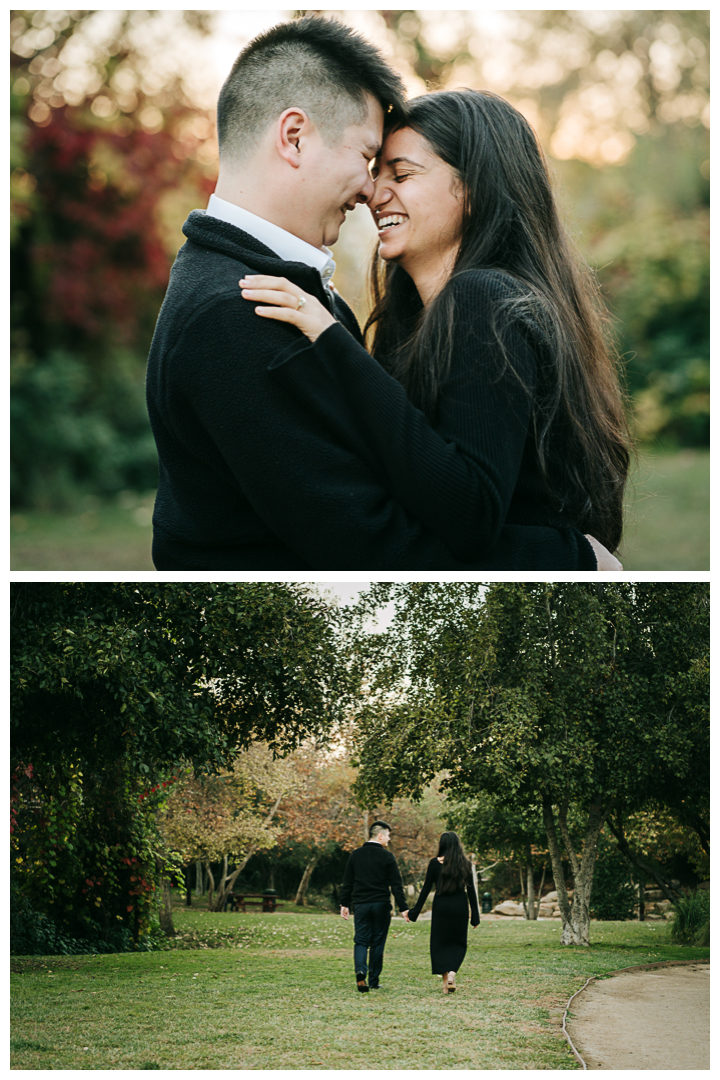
[670,891,710,947]
[10,11,215,509]
[11,349,157,509]
[348,583,709,943]
[11,582,345,948]
[11,582,345,774]
[10,881,135,956]
[588,835,636,921]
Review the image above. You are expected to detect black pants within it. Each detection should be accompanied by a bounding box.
[353,901,392,988]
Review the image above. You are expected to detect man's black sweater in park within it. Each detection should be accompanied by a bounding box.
[145,211,597,570]
[339,841,409,913]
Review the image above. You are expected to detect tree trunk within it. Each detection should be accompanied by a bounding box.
[543,797,606,946]
[204,860,216,909]
[155,856,175,935]
[471,854,479,909]
[195,860,204,896]
[535,863,547,919]
[638,877,645,922]
[295,853,320,906]
[525,844,536,920]
[159,875,175,935]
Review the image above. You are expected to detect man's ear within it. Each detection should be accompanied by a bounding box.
[276,107,311,169]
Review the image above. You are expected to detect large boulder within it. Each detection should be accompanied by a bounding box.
[493,900,526,916]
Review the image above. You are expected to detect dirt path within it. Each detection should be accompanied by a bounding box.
[566,962,709,1070]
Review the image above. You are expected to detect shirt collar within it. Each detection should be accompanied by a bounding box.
[206,194,336,287]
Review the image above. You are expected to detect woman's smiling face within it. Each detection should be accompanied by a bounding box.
[368,127,465,282]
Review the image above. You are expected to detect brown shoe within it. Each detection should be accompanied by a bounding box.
[356,971,369,993]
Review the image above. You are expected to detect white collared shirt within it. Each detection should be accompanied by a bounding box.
[206,193,336,291]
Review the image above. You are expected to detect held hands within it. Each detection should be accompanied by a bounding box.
[402,910,410,922]
[585,534,623,571]
[239,275,337,342]
[340,906,350,920]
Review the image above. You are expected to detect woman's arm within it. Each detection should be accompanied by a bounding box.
[466,870,481,927]
[242,272,584,563]
[408,859,438,922]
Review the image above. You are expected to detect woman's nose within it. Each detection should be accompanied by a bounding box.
[368,179,390,214]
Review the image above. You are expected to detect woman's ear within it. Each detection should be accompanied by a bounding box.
[276,107,311,169]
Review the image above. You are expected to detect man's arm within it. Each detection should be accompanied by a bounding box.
[385,852,409,914]
[338,851,355,914]
[172,296,596,570]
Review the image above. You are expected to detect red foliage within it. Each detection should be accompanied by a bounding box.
[22,105,215,348]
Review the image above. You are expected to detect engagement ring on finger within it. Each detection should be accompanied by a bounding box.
[296,295,306,310]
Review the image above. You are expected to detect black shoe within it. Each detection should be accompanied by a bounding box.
[369,984,383,990]
[355,971,369,993]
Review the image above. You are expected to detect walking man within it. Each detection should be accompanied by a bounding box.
[340,820,409,992]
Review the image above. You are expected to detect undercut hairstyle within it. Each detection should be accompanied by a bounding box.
[369,820,391,839]
[435,831,472,895]
[366,89,631,553]
[217,16,406,163]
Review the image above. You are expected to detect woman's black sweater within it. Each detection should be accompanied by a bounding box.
[270,269,593,562]
[408,857,480,926]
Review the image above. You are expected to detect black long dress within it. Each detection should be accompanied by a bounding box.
[408,857,480,974]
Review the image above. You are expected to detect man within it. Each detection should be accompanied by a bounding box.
[146,16,604,570]
[339,820,409,992]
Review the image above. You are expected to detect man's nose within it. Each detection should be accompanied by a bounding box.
[356,169,375,205]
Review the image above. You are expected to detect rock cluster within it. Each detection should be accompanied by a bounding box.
[492,889,572,919]
[491,883,710,921]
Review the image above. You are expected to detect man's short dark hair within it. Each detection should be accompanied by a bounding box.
[369,820,391,839]
[217,15,406,163]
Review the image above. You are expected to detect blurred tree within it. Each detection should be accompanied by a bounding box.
[353,8,711,448]
[10,10,218,507]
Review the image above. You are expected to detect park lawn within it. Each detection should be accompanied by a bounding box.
[621,447,709,570]
[10,912,708,1071]
[10,448,709,571]
[10,493,155,571]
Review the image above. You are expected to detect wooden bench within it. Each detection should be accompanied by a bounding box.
[227,892,285,913]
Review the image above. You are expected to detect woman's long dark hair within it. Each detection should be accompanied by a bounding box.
[365,89,631,552]
[435,831,472,895]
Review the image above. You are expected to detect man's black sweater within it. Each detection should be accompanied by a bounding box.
[339,842,408,911]
[145,211,596,569]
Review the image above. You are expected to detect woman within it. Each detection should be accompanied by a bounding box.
[239,90,631,567]
[408,832,480,994]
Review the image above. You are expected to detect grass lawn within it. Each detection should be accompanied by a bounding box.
[10,449,708,572]
[10,906,708,1071]
[621,448,709,570]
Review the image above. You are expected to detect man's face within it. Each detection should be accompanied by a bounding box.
[298,94,384,249]
[377,829,391,847]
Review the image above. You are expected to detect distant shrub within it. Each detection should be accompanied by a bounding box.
[10,349,157,509]
[670,890,709,946]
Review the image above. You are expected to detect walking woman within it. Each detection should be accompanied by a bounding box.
[241,89,631,569]
[408,831,480,993]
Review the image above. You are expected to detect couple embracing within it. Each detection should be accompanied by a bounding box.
[340,821,478,995]
[147,16,629,571]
